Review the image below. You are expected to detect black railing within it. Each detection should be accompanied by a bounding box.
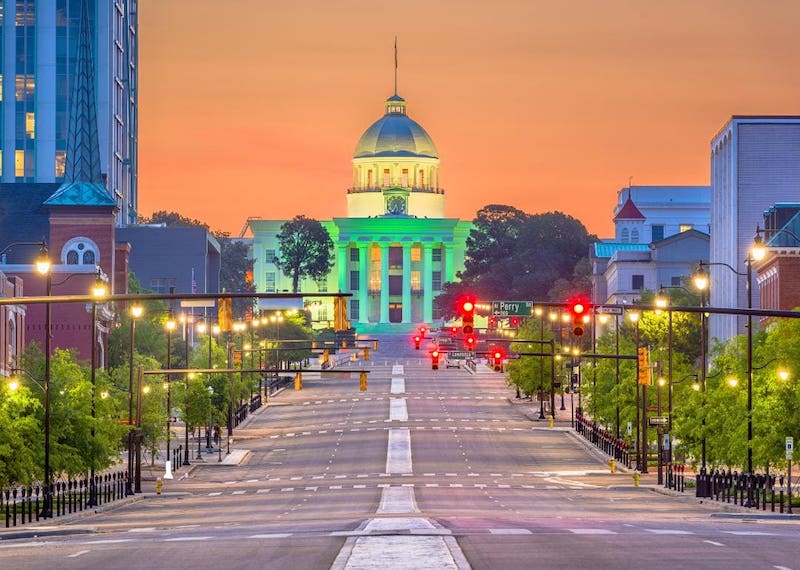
[574,413,631,468]
[3,471,127,528]
[695,469,783,511]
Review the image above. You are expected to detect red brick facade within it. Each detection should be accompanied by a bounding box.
[755,251,800,323]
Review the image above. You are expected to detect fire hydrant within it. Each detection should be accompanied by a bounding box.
[156,477,163,495]
[609,458,616,473]
[632,469,640,487]
[548,417,554,428]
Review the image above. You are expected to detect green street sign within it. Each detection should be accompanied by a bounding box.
[491,301,533,317]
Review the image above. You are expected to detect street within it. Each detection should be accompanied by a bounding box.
[1,339,798,569]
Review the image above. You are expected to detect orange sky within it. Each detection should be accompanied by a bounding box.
[138,1,800,238]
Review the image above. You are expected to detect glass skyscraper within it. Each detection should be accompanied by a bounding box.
[0,0,138,226]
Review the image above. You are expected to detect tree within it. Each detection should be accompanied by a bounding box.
[139,210,209,230]
[276,215,334,293]
[214,231,256,318]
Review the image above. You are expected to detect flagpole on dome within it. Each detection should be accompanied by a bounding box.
[394,36,398,96]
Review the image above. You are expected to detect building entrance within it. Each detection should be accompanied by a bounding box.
[389,302,402,323]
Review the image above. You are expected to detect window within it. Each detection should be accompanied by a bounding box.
[670,276,682,287]
[61,237,99,266]
[25,112,35,138]
[350,247,360,262]
[401,169,409,187]
[350,270,359,291]
[632,275,644,290]
[350,299,359,321]
[15,150,24,177]
[651,225,664,242]
[620,228,629,243]
[150,278,176,294]
[679,224,693,233]
[382,169,390,186]
[370,246,381,262]
[265,272,276,293]
[55,151,66,178]
[631,229,639,243]
[369,270,381,292]
[264,249,276,263]
[389,275,402,295]
[432,248,442,262]
[388,247,402,269]
[411,246,421,262]
[315,277,328,293]
[411,270,421,292]
[432,271,442,291]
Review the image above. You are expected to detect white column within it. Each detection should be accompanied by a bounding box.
[444,244,455,282]
[423,245,433,323]
[380,244,389,323]
[402,245,411,323]
[359,244,369,323]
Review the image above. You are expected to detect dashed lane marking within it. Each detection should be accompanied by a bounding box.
[569,529,616,535]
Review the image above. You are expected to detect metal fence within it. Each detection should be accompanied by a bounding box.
[574,413,632,468]
[694,469,794,512]
[3,471,127,528]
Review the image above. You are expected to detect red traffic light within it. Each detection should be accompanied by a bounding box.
[413,335,421,349]
[432,350,439,358]
[465,335,475,347]
[419,326,427,337]
[493,350,502,359]
[568,295,591,337]
[461,300,474,313]
[450,326,458,334]
[460,297,476,335]
[510,317,520,327]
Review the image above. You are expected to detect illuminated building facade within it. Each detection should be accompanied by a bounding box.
[249,92,471,331]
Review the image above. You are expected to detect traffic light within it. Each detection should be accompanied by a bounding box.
[568,296,591,337]
[217,297,232,332]
[488,316,497,329]
[431,350,440,370]
[492,349,504,372]
[460,298,475,334]
[334,295,349,331]
[450,326,459,335]
[510,317,520,328]
[465,335,475,349]
[414,335,421,350]
[419,326,427,338]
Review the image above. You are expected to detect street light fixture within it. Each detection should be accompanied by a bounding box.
[88,269,108,506]
[34,242,54,517]
[126,304,144,495]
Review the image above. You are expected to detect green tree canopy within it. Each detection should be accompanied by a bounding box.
[276,215,334,293]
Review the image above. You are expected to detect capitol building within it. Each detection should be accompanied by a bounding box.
[248,91,471,332]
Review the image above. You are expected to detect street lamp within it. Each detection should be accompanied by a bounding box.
[628,309,645,472]
[180,313,191,467]
[164,315,177,478]
[88,269,108,506]
[34,243,53,517]
[695,231,764,474]
[126,304,144,495]
[692,270,710,470]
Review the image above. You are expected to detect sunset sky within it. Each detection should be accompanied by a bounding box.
[138,1,800,238]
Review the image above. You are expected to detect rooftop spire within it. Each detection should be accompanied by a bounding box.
[65,0,102,184]
[394,36,398,96]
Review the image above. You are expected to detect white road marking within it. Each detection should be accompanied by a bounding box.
[721,531,776,536]
[389,398,409,422]
[232,490,246,495]
[68,550,90,558]
[391,378,406,394]
[489,529,532,535]
[569,529,616,534]
[703,540,726,547]
[249,534,293,539]
[164,537,213,542]
[208,492,222,496]
[645,529,694,535]
[81,539,135,545]
[386,428,412,474]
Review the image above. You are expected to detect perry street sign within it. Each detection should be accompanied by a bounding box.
[492,301,533,317]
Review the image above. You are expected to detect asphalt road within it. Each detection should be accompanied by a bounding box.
[1,337,798,569]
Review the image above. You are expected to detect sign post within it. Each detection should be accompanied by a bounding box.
[787,437,794,514]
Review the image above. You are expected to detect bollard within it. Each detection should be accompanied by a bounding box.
[548,417,554,428]
[609,458,616,473]
[294,372,303,390]
[633,469,640,487]
[359,371,367,391]
[155,477,163,495]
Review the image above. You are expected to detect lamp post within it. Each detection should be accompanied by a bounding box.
[695,233,765,474]
[87,270,108,506]
[181,313,191,467]
[126,304,143,495]
[164,315,176,476]
[34,244,53,517]
[691,271,709,471]
[628,309,644,472]
[535,307,546,419]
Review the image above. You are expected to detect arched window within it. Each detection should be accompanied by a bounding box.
[621,228,630,243]
[60,237,100,266]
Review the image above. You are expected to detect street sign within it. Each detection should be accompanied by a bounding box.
[491,301,533,317]
[787,436,794,460]
[649,416,669,426]
[597,305,623,315]
[448,351,474,360]
[626,422,632,436]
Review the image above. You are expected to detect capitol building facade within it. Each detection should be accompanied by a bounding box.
[248,92,471,332]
